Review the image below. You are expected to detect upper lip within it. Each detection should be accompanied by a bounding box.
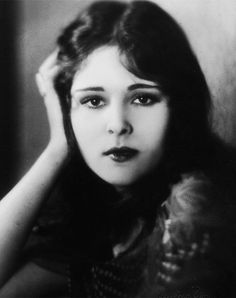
[103,146,138,156]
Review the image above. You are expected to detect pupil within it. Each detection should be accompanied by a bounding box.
[92,99,99,105]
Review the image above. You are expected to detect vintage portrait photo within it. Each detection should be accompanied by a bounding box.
[0,0,236,297]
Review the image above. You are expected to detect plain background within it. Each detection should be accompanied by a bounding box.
[0,0,236,195]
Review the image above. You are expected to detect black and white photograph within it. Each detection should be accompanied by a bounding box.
[0,0,236,297]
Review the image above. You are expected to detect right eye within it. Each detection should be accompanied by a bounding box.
[81,96,105,109]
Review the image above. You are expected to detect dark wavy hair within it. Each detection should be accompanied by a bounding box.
[50,0,236,244]
[54,0,214,181]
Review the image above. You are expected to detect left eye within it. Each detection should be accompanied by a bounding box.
[132,95,157,106]
[82,96,105,109]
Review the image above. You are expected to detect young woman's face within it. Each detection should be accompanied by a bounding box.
[70,46,169,188]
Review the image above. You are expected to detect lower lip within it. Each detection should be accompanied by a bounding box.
[108,152,138,163]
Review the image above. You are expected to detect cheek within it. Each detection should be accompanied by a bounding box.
[141,110,169,171]
[70,110,102,150]
[71,110,89,146]
[135,107,169,148]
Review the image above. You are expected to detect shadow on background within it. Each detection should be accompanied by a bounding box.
[0,1,20,197]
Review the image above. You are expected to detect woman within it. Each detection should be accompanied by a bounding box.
[0,0,236,297]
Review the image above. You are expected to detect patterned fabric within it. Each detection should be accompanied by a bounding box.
[139,173,236,297]
[22,171,236,297]
[80,248,146,298]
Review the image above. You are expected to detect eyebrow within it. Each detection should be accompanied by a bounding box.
[74,87,104,92]
[127,83,159,91]
[73,83,159,93]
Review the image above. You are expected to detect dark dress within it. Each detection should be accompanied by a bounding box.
[1,172,236,298]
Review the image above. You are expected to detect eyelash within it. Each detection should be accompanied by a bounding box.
[80,96,105,109]
[132,94,162,106]
[79,93,163,109]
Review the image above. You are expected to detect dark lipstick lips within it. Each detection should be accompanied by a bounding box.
[103,147,138,162]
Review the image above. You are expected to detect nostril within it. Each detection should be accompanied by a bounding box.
[107,121,133,135]
[120,126,130,135]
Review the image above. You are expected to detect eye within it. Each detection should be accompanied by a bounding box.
[82,96,105,109]
[132,94,161,106]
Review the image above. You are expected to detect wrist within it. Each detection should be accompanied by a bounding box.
[45,141,69,164]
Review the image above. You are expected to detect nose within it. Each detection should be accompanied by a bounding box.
[106,105,133,136]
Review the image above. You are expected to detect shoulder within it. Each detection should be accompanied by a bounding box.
[161,171,236,254]
[142,171,236,297]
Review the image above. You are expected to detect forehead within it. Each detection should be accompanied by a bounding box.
[71,46,157,93]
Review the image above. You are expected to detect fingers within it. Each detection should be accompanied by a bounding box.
[34,50,68,152]
[36,66,59,95]
[35,50,60,99]
[38,50,58,74]
[35,72,46,98]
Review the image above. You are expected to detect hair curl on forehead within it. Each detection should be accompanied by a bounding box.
[54,0,212,174]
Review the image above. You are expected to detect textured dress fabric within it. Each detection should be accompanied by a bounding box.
[6,171,236,298]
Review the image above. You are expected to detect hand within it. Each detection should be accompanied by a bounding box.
[35,50,68,157]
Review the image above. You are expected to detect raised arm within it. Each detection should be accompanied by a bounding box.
[0,51,68,287]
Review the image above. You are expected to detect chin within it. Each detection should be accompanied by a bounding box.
[87,162,149,188]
